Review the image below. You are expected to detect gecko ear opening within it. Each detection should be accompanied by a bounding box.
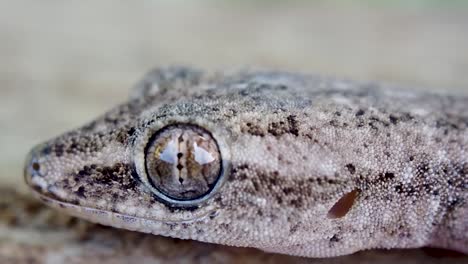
[327,189,359,219]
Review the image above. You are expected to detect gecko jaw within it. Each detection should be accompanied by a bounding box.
[29,187,218,230]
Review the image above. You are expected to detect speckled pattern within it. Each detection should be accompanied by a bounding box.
[24,67,468,258]
[3,2,468,263]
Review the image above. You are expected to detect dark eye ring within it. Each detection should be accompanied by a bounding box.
[139,123,226,206]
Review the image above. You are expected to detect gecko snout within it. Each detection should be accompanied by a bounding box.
[24,143,50,191]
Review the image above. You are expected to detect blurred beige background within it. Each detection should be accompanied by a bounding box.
[1,1,468,191]
[1,1,468,263]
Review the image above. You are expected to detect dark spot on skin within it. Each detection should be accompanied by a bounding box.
[394,184,403,194]
[313,178,323,185]
[402,112,414,121]
[368,116,390,130]
[290,197,304,208]
[345,164,356,175]
[242,122,265,137]
[127,127,136,136]
[389,115,398,125]
[78,166,92,177]
[257,209,263,217]
[277,197,283,205]
[329,120,338,126]
[82,120,98,131]
[219,223,230,231]
[435,118,463,131]
[327,179,339,184]
[165,223,176,231]
[231,164,250,181]
[391,183,419,197]
[267,123,284,137]
[417,163,430,175]
[41,146,52,155]
[330,234,340,243]
[234,171,249,181]
[73,163,137,191]
[237,164,249,171]
[287,115,299,136]
[283,187,294,195]
[54,144,65,157]
[116,127,137,144]
[111,193,119,202]
[252,181,260,192]
[246,115,301,137]
[76,186,86,198]
[240,90,250,96]
[290,222,300,234]
[104,116,119,126]
[446,198,462,211]
[355,109,365,116]
[384,172,395,180]
[278,84,288,90]
[406,186,416,196]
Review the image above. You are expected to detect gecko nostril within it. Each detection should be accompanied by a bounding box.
[32,162,41,171]
[24,143,49,182]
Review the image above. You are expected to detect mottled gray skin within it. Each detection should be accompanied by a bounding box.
[24,67,468,257]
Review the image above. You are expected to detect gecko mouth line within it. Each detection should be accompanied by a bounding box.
[29,187,217,224]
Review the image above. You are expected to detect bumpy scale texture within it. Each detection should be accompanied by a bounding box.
[24,66,468,257]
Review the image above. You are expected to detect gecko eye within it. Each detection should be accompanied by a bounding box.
[144,124,222,201]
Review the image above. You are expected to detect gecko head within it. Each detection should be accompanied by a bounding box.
[24,106,356,252]
[24,70,361,254]
[23,106,234,232]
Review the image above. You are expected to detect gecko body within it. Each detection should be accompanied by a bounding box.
[24,67,468,257]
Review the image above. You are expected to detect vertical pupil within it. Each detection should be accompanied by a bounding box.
[145,124,222,200]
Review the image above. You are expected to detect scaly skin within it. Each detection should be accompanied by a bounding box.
[24,66,468,257]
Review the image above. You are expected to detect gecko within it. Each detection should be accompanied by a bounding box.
[24,66,468,258]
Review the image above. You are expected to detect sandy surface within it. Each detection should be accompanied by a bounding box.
[1,1,467,263]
